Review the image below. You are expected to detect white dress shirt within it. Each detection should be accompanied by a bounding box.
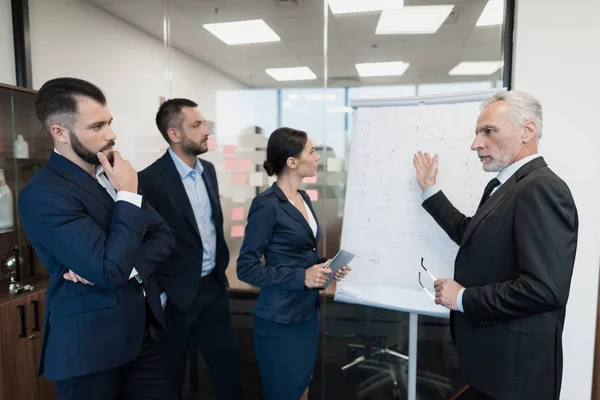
[421,154,541,312]
[289,195,318,238]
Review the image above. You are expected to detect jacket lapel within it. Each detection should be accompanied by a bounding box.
[158,152,201,238]
[460,178,515,247]
[46,151,114,211]
[199,159,224,243]
[271,184,317,242]
[460,157,548,248]
[199,160,221,224]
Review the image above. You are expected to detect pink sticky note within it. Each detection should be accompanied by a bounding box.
[207,137,217,150]
[230,207,244,221]
[224,158,237,171]
[306,189,319,201]
[303,175,317,184]
[231,224,245,238]
[309,137,316,146]
[238,158,253,171]
[232,173,248,185]
[223,145,237,154]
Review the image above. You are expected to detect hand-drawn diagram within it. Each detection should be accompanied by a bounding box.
[340,101,494,297]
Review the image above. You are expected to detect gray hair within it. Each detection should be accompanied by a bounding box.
[481,91,543,139]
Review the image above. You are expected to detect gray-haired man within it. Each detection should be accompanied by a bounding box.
[413,91,578,400]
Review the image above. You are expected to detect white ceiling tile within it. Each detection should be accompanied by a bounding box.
[87,0,504,87]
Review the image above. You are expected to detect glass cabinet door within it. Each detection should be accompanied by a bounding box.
[0,84,52,295]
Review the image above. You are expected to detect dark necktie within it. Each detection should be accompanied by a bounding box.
[477,177,501,210]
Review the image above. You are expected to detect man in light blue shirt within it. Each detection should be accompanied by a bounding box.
[139,98,242,399]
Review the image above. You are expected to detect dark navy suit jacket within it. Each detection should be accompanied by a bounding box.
[237,183,326,324]
[138,152,230,314]
[17,152,175,381]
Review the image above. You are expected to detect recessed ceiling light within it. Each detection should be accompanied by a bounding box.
[355,61,410,77]
[203,19,280,45]
[376,5,454,35]
[282,101,293,108]
[288,94,299,100]
[476,0,504,27]
[265,67,317,81]
[449,61,504,75]
[327,0,404,15]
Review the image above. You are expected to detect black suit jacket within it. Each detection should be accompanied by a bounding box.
[18,152,175,380]
[138,151,230,314]
[423,157,578,400]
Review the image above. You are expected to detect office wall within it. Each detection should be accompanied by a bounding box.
[513,0,600,398]
[0,0,15,85]
[28,0,245,169]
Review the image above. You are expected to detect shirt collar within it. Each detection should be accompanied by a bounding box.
[496,154,541,184]
[168,148,203,178]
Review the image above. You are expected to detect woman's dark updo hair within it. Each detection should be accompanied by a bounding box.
[263,127,308,176]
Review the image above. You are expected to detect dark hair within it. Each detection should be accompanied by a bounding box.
[263,127,308,176]
[35,77,107,135]
[156,98,198,143]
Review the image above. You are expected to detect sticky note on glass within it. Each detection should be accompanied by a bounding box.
[232,173,248,185]
[238,158,253,171]
[306,189,319,201]
[309,137,316,146]
[224,158,237,171]
[231,224,245,238]
[231,207,244,221]
[223,145,237,154]
[327,158,342,172]
[249,172,264,187]
[207,138,217,151]
[303,175,317,184]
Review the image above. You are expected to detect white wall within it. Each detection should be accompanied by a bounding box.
[513,1,600,398]
[28,0,245,170]
[0,0,15,85]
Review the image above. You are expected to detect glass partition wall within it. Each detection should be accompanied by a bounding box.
[16,0,509,398]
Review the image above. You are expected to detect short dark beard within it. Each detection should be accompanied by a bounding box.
[69,130,115,166]
[181,132,207,157]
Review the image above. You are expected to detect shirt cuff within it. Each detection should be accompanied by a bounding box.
[457,288,465,313]
[421,184,441,201]
[160,292,168,306]
[117,191,142,208]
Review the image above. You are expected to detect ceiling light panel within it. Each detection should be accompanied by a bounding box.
[376,5,454,35]
[265,67,317,81]
[203,19,280,45]
[328,0,404,15]
[476,0,504,27]
[355,61,410,77]
[448,61,504,75]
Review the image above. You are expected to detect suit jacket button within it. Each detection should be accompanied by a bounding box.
[312,248,316,252]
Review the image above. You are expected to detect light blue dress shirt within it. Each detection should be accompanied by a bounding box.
[168,149,217,277]
[421,154,541,313]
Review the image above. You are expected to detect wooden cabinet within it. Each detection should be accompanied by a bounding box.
[0,279,57,400]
